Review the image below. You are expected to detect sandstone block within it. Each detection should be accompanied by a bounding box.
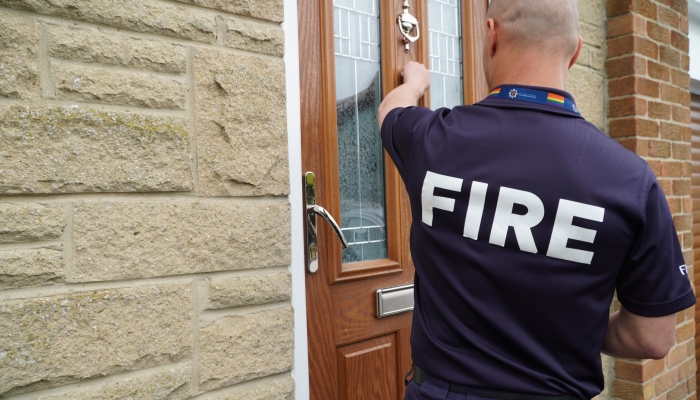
[579,0,605,27]
[201,377,294,400]
[199,308,293,391]
[48,25,187,73]
[195,49,289,196]
[209,272,291,309]
[35,367,190,400]
[173,0,284,23]
[54,64,186,109]
[581,22,605,48]
[566,65,606,132]
[3,0,216,43]
[224,18,284,56]
[0,105,192,193]
[0,203,65,243]
[0,284,192,396]
[0,11,40,99]
[0,248,63,290]
[73,200,291,282]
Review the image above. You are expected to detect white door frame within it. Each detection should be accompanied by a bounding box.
[283,0,310,398]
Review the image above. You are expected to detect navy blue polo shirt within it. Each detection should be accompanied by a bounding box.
[381,85,695,399]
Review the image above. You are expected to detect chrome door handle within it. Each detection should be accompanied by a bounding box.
[398,0,420,53]
[304,172,349,274]
[307,205,349,249]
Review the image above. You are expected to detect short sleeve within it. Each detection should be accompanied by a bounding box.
[616,173,696,317]
[381,106,433,176]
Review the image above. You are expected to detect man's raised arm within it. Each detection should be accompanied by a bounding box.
[377,61,431,129]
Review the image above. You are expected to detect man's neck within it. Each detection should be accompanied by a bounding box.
[489,51,569,92]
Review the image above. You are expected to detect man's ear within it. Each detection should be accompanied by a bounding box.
[487,18,498,58]
[568,35,584,69]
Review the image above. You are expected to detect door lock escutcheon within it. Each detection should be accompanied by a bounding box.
[304,172,348,274]
[398,0,420,53]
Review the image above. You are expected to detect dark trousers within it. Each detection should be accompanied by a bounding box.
[405,374,482,400]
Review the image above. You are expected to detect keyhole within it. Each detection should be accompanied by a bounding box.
[309,243,318,260]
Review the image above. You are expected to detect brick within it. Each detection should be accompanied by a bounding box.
[609,97,647,118]
[647,159,662,175]
[223,17,284,57]
[200,377,294,400]
[649,60,672,81]
[609,76,660,98]
[0,248,63,290]
[658,6,680,28]
[173,0,284,23]
[647,20,671,42]
[0,105,192,194]
[610,118,659,138]
[567,65,605,129]
[73,200,291,281]
[682,54,690,70]
[681,91,691,107]
[672,142,691,160]
[208,272,292,309]
[54,64,185,109]
[689,375,697,393]
[683,249,693,265]
[0,203,65,243]
[680,16,689,34]
[659,178,672,193]
[0,284,192,396]
[666,343,687,367]
[199,308,293,392]
[672,105,690,124]
[608,13,647,38]
[676,321,695,343]
[616,359,666,382]
[47,24,187,74]
[613,379,644,400]
[673,179,692,196]
[655,369,680,395]
[669,382,689,400]
[607,0,657,19]
[2,0,216,43]
[671,31,689,52]
[672,69,691,89]
[667,0,687,14]
[649,101,672,120]
[683,197,693,213]
[678,358,696,381]
[195,49,289,196]
[0,11,40,99]
[674,214,692,231]
[660,45,682,68]
[35,367,190,400]
[662,83,683,103]
[607,55,647,78]
[619,138,649,155]
[661,122,684,140]
[663,161,684,177]
[608,35,659,59]
[668,197,682,214]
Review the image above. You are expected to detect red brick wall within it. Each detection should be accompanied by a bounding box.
[606,0,696,399]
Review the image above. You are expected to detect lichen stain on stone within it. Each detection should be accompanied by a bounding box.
[0,106,189,140]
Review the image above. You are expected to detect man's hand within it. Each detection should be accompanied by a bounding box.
[377,61,430,129]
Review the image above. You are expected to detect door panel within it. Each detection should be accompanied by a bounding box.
[337,334,399,400]
[691,93,700,384]
[300,1,489,398]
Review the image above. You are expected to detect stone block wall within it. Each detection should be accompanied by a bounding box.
[605,0,696,400]
[0,1,294,398]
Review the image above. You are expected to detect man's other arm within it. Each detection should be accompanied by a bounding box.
[601,305,676,359]
[377,61,431,129]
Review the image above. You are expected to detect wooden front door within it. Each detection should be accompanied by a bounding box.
[299,1,489,398]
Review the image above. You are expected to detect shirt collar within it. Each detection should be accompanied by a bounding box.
[476,84,583,118]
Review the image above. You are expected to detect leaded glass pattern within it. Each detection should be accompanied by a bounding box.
[428,0,464,109]
[334,0,388,263]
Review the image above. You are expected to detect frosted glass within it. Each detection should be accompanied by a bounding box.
[334,0,387,263]
[428,0,464,110]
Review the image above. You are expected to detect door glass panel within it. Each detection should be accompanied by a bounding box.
[334,0,388,263]
[428,0,464,109]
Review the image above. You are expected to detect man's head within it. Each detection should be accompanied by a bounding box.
[483,0,583,89]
